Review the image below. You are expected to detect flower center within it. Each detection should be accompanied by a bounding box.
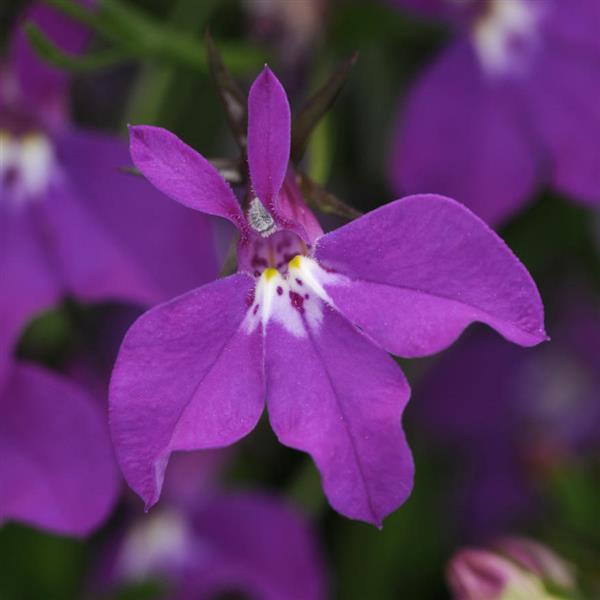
[471,0,541,77]
[119,509,194,580]
[248,229,308,277]
[0,130,56,207]
[244,254,339,338]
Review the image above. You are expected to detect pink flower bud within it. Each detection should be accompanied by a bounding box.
[447,546,564,600]
[447,548,510,599]
[493,536,576,591]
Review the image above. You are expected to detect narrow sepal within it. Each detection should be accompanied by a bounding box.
[205,30,248,151]
[298,172,362,220]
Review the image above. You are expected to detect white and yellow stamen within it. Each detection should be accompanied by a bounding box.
[244,255,340,338]
[1,130,57,206]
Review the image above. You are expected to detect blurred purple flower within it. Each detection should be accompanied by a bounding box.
[447,536,576,599]
[0,360,119,536]
[0,3,223,537]
[388,0,600,225]
[109,66,546,526]
[99,490,327,600]
[417,289,600,539]
[0,2,222,391]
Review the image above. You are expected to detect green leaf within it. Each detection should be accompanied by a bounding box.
[126,0,220,124]
[100,0,263,72]
[38,0,265,74]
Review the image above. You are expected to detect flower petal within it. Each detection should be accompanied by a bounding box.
[543,0,600,56]
[129,125,246,231]
[57,129,224,303]
[186,493,327,600]
[526,40,600,206]
[0,362,119,536]
[109,274,265,509]
[247,66,291,209]
[265,305,413,526]
[315,194,546,358]
[389,41,540,225]
[0,208,59,389]
[41,181,162,306]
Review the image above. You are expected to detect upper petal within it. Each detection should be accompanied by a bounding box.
[389,40,541,225]
[247,66,291,209]
[109,274,265,509]
[129,125,247,232]
[265,302,413,526]
[0,362,119,536]
[315,194,546,358]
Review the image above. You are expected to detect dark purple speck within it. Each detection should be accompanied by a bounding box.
[289,291,305,314]
[2,166,19,189]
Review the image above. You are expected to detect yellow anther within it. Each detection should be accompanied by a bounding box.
[263,268,278,281]
[289,255,302,270]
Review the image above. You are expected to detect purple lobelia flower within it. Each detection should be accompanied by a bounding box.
[0,359,119,536]
[0,2,221,392]
[97,484,326,599]
[388,0,600,225]
[110,66,547,526]
[417,288,600,539]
